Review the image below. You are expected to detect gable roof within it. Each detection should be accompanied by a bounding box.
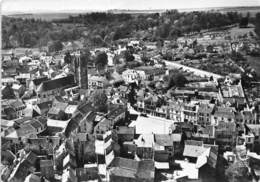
[110,157,154,179]
[10,99,25,109]
[117,126,135,135]
[32,76,49,86]
[77,102,94,115]
[154,134,182,146]
[37,75,75,93]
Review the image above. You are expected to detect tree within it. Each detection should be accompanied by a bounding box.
[95,51,108,71]
[124,50,135,62]
[64,51,72,64]
[168,72,188,88]
[225,161,249,182]
[48,41,63,52]
[89,89,108,113]
[128,86,137,106]
[239,17,249,28]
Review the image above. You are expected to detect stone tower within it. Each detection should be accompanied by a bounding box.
[74,51,88,89]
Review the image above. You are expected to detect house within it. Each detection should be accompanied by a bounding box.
[108,157,155,182]
[88,75,108,89]
[8,151,37,182]
[27,136,60,155]
[40,160,54,179]
[212,106,235,125]
[2,100,26,120]
[135,134,154,160]
[5,119,45,142]
[62,168,78,182]
[135,66,166,81]
[168,101,183,122]
[106,105,126,125]
[12,84,26,98]
[34,101,52,116]
[154,133,182,156]
[36,75,75,103]
[122,69,141,84]
[15,73,31,86]
[48,101,68,120]
[197,103,215,126]
[115,126,135,142]
[183,102,198,123]
[183,140,218,169]
[63,153,77,170]
[1,85,16,99]
[215,121,237,146]
[76,164,99,181]
[64,86,80,101]
[28,76,49,92]
[95,130,114,166]
[2,77,19,87]
[24,174,41,182]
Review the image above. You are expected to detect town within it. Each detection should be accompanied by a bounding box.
[1,7,260,182]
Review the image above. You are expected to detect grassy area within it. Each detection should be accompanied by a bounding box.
[246,55,260,80]
[229,25,256,38]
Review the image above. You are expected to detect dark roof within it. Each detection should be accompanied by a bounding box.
[40,160,53,168]
[37,75,75,93]
[110,157,154,179]
[52,101,68,111]
[37,101,52,111]
[154,134,182,146]
[32,76,49,86]
[117,126,135,135]
[10,99,25,109]
[77,102,94,115]
[48,107,62,115]
[64,113,83,137]
[106,106,125,120]
[28,119,43,129]
[198,104,214,114]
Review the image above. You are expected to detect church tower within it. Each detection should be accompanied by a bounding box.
[74,51,88,89]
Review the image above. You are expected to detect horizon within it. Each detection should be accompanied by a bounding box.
[1,0,260,15]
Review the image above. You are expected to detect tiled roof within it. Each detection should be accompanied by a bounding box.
[10,99,25,109]
[110,157,154,179]
[32,76,49,86]
[77,102,94,115]
[117,126,135,135]
[154,134,182,146]
[37,75,75,93]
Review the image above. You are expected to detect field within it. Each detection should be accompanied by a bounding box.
[6,13,80,21]
[229,25,256,38]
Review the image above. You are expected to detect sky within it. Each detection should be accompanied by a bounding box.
[1,0,260,14]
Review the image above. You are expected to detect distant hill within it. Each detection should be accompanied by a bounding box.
[4,6,260,21]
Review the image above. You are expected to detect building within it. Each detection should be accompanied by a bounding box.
[40,160,54,179]
[108,157,155,182]
[88,75,108,89]
[36,75,75,103]
[73,52,88,89]
[197,103,215,126]
[12,84,26,98]
[183,102,198,123]
[212,106,235,125]
[28,76,49,92]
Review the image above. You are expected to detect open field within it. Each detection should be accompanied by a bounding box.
[229,25,256,37]
[5,13,80,21]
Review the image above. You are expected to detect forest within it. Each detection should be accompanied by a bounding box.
[2,10,260,50]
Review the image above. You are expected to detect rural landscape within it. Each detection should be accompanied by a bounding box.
[1,2,260,182]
